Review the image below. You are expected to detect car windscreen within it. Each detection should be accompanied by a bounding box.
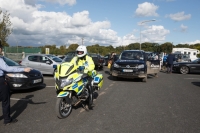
[46,55,62,62]
[119,51,144,60]
[3,57,21,66]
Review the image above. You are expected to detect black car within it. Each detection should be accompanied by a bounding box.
[111,50,160,82]
[88,53,104,69]
[173,58,200,74]
[3,56,44,90]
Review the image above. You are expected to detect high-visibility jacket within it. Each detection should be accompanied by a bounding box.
[70,55,95,73]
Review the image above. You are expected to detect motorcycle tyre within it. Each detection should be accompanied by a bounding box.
[56,97,72,119]
[86,85,93,109]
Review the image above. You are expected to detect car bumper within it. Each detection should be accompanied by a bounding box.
[6,76,44,90]
[111,70,146,78]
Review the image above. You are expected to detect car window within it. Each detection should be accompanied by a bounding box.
[3,57,20,66]
[37,56,49,63]
[46,55,62,62]
[28,55,39,62]
[192,59,199,63]
[104,55,109,59]
[65,52,76,58]
[120,51,144,60]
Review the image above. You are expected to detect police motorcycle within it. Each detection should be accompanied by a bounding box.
[53,62,103,119]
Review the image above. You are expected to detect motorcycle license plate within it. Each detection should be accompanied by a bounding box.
[33,79,42,84]
[123,69,133,72]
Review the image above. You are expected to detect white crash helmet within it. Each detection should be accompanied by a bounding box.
[76,45,87,58]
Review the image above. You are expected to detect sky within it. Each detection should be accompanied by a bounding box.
[0,0,200,48]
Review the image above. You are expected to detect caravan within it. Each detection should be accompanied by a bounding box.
[172,48,199,61]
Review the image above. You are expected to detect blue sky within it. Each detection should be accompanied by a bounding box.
[0,0,199,48]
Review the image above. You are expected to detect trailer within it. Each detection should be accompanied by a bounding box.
[172,48,199,61]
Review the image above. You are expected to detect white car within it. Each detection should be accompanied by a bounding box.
[20,54,62,75]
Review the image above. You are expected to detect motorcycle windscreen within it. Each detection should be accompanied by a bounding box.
[59,62,76,77]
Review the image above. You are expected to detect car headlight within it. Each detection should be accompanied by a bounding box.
[137,64,144,69]
[60,78,73,88]
[113,63,119,68]
[6,73,28,78]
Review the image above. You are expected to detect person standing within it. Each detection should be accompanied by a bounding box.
[162,53,168,71]
[166,53,175,74]
[0,41,32,125]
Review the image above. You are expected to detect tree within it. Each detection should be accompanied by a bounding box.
[0,8,12,47]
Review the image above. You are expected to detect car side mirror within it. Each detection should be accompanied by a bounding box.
[46,60,51,64]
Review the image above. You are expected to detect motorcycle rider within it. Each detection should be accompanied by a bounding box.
[70,45,95,99]
[70,45,95,74]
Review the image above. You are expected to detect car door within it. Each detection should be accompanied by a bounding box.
[26,55,41,71]
[146,52,160,74]
[38,55,54,74]
[190,59,200,73]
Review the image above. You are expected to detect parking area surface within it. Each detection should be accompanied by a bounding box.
[1,67,200,133]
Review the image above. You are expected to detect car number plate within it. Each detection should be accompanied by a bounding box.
[123,69,133,72]
[33,79,42,84]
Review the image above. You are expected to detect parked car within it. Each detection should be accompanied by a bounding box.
[103,54,110,66]
[3,56,44,90]
[110,50,160,82]
[173,58,200,74]
[88,53,104,69]
[20,54,62,75]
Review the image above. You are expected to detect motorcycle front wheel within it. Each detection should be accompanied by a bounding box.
[55,97,72,119]
[87,85,93,109]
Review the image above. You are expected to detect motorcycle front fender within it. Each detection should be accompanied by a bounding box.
[57,91,70,98]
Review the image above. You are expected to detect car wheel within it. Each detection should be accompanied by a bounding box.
[180,66,189,74]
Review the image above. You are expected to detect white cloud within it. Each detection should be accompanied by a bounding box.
[135,2,159,17]
[181,40,200,45]
[1,0,122,47]
[1,0,173,48]
[141,25,170,43]
[166,12,191,21]
[44,0,76,6]
[180,24,188,32]
[121,25,170,46]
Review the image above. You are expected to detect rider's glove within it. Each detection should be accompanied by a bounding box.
[78,66,85,71]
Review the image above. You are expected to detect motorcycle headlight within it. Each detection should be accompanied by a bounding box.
[6,73,28,78]
[113,63,119,68]
[60,78,73,88]
[137,64,144,69]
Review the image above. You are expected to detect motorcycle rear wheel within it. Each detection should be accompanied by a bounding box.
[56,97,72,119]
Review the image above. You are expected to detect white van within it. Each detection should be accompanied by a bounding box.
[172,48,199,61]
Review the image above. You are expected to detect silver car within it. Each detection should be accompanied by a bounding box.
[20,54,62,75]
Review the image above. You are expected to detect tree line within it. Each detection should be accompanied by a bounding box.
[38,42,200,57]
